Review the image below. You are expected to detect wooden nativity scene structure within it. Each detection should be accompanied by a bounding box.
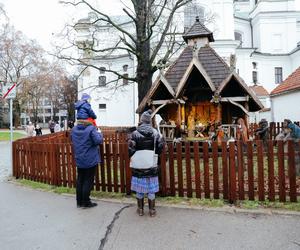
[137,18,263,144]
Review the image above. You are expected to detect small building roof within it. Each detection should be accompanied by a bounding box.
[182,17,214,43]
[249,85,269,97]
[270,67,300,96]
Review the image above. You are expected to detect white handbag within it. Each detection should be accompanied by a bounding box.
[130,138,158,169]
[130,150,158,169]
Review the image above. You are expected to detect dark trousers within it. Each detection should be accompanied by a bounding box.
[76,166,96,205]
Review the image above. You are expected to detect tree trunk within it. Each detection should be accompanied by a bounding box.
[135,0,153,108]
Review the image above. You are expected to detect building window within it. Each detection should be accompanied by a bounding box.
[234,32,243,47]
[123,64,128,72]
[184,2,205,30]
[252,71,258,84]
[252,62,257,69]
[123,73,129,85]
[275,67,283,84]
[99,76,106,86]
[99,104,106,110]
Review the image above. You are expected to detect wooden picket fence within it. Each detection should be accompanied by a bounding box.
[12,131,300,203]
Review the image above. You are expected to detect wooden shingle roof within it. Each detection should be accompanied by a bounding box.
[270,67,300,96]
[182,18,214,43]
[165,45,231,90]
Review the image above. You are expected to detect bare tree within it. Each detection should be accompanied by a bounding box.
[0,24,45,126]
[58,0,192,106]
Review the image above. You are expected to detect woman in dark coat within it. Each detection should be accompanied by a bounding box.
[129,110,164,217]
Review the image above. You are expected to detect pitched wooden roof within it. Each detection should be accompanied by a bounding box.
[270,67,300,96]
[182,17,214,43]
[165,45,231,90]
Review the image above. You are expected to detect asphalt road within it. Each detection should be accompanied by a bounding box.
[1,181,300,250]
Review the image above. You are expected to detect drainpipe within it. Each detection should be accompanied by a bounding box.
[270,97,275,122]
[250,18,254,48]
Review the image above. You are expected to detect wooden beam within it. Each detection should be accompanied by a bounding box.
[151,99,185,105]
[220,96,249,102]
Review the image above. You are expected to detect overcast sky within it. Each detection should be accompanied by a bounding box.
[1,0,300,52]
[0,0,126,51]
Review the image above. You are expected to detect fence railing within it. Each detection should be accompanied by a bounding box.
[13,134,300,203]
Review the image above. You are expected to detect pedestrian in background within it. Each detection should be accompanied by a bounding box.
[35,124,42,136]
[71,119,103,208]
[54,121,61,133]
[26,122,35,137]
[129,109,164,217]
[49,120,55,134]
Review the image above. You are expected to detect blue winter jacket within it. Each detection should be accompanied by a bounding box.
[71,124,103,168]
[75,100,97,120]
[288,123,300,139]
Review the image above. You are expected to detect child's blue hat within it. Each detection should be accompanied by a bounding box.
[81,93,91,101]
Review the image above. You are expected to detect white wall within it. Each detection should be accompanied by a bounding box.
[271,91,300,122]
[78,55,138,126]
[291,50,300,70]
[250,0,298,53]
[234,17,252,47]
[236,50,292,92]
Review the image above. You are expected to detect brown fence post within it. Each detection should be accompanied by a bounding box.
[168,143,175,196]
[160,146,167,197]
[185,142,192,198]
[267,140,275,201]
[228,142,236,203]
[112,143,119,193]
[237,140,245,200]
[119,143,125,193]
[277,140,286,202]
[194,142,201,199]
[176,142,184,197]
[247,141,254,200]
[212,141,219,199]
[221,141,228,200]
[124,143,131,195]
[288,140,297,202]
[256,140,265,201]
[105,143,112,192]
[203,142,210,199]
[99,144,106,192]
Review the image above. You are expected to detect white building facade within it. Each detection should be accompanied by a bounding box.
[76,0,300,126]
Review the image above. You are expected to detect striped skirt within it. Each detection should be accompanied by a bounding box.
[131,176,159,194]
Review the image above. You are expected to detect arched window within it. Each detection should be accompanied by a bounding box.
[234,31,243,47]
[184,1,205,31]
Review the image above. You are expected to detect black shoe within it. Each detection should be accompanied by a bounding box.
[82,202,98,208]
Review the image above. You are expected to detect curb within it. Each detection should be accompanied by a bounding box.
[8,179,300,217]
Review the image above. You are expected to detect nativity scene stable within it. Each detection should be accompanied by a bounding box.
[137,18,263,143]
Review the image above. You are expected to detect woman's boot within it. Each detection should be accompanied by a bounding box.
[137,198,144,216]
[148,199,156,217]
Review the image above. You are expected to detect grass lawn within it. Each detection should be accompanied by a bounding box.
[0,131,26,141]
[16,179,300,212]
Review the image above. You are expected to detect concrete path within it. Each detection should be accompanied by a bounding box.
[1,181,300,250]
[0,141,12,180]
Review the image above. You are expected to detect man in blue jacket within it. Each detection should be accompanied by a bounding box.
[71,119,103,208]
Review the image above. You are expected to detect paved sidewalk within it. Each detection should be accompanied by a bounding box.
[0,141,12,181]
[1,181,300,250]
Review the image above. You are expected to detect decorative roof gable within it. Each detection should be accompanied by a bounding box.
[182,17,214,43]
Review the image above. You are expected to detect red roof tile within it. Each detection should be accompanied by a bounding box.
[270,67,300,95]
[249,85,269,96]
